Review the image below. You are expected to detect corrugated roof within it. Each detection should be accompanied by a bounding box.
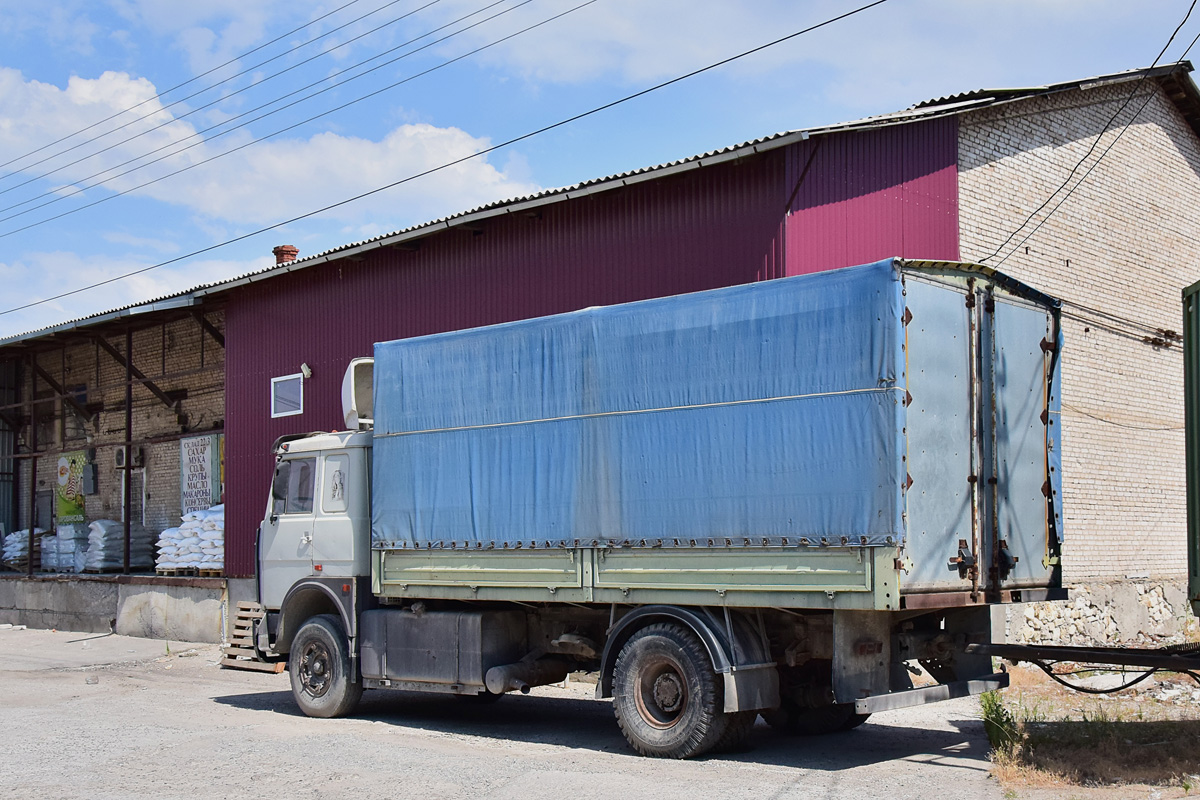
[3,61,1196,347]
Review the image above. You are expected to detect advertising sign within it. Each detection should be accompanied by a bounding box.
[181,434,223,514]
[56,451,87,523]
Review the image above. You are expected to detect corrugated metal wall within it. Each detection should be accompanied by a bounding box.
[785,116,959,273]
[223,118,959,576]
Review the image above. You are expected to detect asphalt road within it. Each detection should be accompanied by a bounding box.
[0,627,1002,800]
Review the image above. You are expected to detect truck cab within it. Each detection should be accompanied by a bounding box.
[259,430,372,610]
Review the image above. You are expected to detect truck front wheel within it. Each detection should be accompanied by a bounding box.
[612,623,733,758]
[289,614,363,718]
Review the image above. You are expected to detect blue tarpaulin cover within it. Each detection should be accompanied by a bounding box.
[371,259,907,549]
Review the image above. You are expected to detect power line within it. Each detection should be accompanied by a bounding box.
[0,0,892,317]
[980,0,1197,265]
[0,0,447,201]
[0,0,513,221]
[992,32,1200,269]
[0,0,369,177]
[0,0,543,234]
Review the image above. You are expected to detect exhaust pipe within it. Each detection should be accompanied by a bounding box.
[485,658,570,695]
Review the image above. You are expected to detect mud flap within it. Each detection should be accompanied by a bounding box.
[832,609,891,705]
[722,663,780,713]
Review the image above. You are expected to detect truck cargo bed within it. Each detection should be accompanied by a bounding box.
[370,258,1062,609]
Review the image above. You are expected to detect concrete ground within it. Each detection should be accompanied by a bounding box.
[0,626,1002,800]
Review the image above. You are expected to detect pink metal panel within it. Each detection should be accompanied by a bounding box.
[222,120,960,576]
[785,117,959,274]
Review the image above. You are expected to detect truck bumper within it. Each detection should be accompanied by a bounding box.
[852,671,1009,715]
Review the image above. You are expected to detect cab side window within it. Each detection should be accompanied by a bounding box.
[274,457,317,515]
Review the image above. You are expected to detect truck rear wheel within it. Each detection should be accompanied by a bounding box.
[762,699,869,735]
[611,623,731,758]
[289,614,363,718]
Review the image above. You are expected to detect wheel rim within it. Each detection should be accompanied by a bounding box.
[298,640,333,698]
[633,654,689,730]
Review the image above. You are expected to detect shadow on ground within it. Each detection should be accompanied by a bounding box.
[213,687,992,770]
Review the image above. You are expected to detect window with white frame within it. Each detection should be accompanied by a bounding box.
[271,373,304,418]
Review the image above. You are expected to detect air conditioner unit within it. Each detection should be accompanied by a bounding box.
[115,447,143,469]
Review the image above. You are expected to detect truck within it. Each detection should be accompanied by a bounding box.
[251,257,1066,758]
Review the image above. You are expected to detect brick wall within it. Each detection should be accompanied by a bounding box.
[958,83,1200,585]
[12,312,225,547]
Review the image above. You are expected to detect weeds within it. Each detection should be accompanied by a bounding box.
[981,690,1021,751]
[985,666,1200,796]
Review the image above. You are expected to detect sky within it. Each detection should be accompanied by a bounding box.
[0,0,1197,339]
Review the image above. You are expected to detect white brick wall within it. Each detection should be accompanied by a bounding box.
[959,83,1200,585]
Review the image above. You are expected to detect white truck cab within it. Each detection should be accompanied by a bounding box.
[258,430,372,610]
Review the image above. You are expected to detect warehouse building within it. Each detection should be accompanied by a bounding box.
[1,62,1197,643]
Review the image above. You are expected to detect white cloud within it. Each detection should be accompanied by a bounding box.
[420,0,1188,112]
[0,250,265,339]
[159,123,541,225]
[0,67,540,231]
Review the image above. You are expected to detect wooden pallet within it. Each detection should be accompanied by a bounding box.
[82,567,126,574]
[221,601,286,673]
[156,567,198,577]
[198,568,224,578]
[2,555,39,572]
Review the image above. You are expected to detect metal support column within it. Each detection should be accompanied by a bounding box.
[123,328,133,575]
[26,354,37,578]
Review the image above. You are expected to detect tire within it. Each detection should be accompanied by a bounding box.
[711,711,757,753]
[762,699,866,735]
[611,623,731,759]
[289,614,363,719]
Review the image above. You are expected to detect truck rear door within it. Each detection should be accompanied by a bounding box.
[902,268,1060,600]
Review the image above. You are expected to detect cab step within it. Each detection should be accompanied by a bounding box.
[221,601,286,673]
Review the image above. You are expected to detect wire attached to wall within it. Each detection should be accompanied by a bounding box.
[979,0,1199,267]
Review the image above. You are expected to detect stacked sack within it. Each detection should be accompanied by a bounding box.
[54,523,89,573]
[2,528,45,571]
[156,504,224,573]
[84,520,154,571]
[39,533,58,571]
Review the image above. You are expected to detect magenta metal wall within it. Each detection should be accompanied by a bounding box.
[784,117,959,273]
[223,118,959,576]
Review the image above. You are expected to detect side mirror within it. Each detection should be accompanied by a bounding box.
[270,462,290,522]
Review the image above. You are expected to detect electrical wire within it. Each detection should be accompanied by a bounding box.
[0,0,452,203]
[1030,661,1200,691]
[0,0,369,177]
[1061,297,1179,339]
[0,0,553,235]
[0,0,519,221]
[993,34,1200,269]
[1030,660,1159,693]
[0,0,893,309]
[980,0,1197,266]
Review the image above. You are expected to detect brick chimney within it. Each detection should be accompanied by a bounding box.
[272,244,299,265]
